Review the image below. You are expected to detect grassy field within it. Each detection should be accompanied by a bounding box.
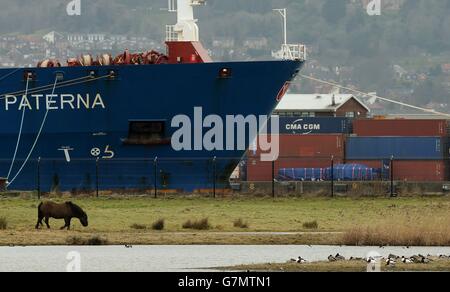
[1,195,450,245]
[223,259,450,272]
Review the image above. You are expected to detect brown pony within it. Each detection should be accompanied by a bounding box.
[35,201,88,230]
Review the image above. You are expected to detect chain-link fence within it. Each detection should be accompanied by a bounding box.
[243,155,450,197]
[1,156,449,198]
[0,157,237,198]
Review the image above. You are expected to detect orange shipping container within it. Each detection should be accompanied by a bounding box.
[353,119,449,137]
[251,134,345,158]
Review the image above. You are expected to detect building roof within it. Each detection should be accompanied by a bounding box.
[275,94,370,112]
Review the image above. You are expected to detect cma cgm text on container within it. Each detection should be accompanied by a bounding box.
[263,117,352,135]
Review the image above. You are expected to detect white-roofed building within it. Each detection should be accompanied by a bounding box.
[275,94,370,118]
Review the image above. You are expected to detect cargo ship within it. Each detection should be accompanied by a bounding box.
[0,0,305,192]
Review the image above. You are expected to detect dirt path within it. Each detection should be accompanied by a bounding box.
[0,230,343,246]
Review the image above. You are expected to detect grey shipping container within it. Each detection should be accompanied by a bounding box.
[262,117,351,134]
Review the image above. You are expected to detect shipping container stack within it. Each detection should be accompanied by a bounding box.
[349,119,450,182]
[246,117,349,181]
[246,117,450,183]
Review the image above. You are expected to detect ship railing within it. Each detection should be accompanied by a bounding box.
[190,0,207,6]
[169,0,206,11]
[166,25,179,42]
[279,44,307,61]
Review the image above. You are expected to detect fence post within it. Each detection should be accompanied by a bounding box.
[213,156,217,198]
[390,155,395,198]
[154,157,158,199]
[37,157,41,200]
[96,157,99,198]
[331,155,334,198]
[272,160,275,198]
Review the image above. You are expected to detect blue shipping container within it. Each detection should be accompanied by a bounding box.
[326,164,380,181]
[278,164,380,181]
[262,117,351,135]
[346,137,448,160]
[278,168,327,181]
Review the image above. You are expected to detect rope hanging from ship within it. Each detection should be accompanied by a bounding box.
[6,76,30,181]
[0,68,23,83]
[298,74,450,119]
[7,76,59,187]
[0,74,112,100]
[0,75,91,99]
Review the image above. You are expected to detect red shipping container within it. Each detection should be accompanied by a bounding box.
[247,134,345,181]
[347,160,448,182]
[247,157,343,182]
[251,134,345,158]
[353,119,449,137]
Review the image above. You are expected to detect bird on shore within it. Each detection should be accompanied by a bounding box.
[401,256,413,264]
[366,257,377,264]
[388,254,400,260]
[411,255,422,264]
[386,258,396,267]
[328,255,337,262]
[125,245,133,249]
[335,253,346,261]
[349,257,363,261]
[413,255,430,264]
[296,256,308,264]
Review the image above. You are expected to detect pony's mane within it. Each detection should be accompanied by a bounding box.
[66,202,85,216]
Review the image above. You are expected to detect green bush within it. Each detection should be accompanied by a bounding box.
[303,220,319,230]
[152,219,165,231]
[182,218,210,230]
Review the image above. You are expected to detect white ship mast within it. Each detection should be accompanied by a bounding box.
[272,8,306,61]
[166,0,206,42]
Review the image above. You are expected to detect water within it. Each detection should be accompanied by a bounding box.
[1,245,450,272]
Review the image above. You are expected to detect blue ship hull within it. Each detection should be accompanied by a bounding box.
[0,60,303,192]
